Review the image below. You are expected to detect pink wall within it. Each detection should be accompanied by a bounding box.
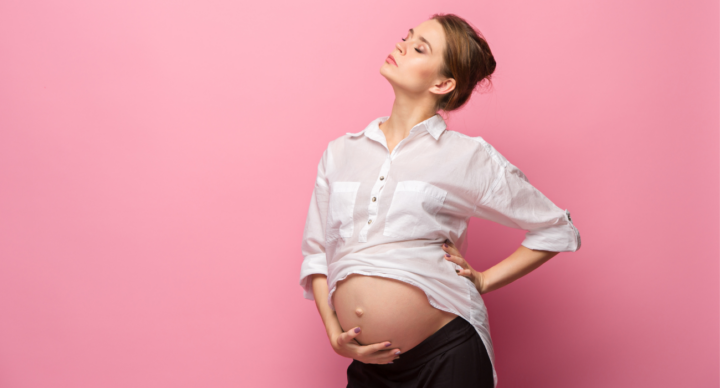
[0,1,717,387]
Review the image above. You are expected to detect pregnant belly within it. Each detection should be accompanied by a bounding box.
[332,273,459,353]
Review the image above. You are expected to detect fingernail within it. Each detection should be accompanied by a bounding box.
[443,244,447,247]
[395,351,401,355]
[445,254,450,257]
[354,327,361,333]
[385,343,391,347]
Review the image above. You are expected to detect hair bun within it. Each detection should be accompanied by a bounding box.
[432,13,496,112]
[488,56,496,71]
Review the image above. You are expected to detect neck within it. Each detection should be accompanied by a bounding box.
[379,92,437,142]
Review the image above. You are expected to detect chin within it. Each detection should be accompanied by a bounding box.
[379,71,388,79]
[379,66,397,82]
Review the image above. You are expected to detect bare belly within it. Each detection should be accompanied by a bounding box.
[332,273,459,353]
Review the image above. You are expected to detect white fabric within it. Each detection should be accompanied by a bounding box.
[299,113,582,388]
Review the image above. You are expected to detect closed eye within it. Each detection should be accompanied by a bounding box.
[401,37,424,53]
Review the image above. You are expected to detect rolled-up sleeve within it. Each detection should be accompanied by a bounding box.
[299,146,331,300]
[473,155,582,253]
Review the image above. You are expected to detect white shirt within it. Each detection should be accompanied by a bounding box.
[299,114,582,388]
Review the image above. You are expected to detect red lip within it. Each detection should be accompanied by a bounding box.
[386,54,397,66]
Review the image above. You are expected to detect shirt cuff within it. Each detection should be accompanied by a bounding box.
[299,253,328,300]
[520,210,582,252]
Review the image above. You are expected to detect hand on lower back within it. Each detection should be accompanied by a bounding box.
[442,240,486,294]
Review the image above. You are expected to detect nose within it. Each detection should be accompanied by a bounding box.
[395,40,404,55]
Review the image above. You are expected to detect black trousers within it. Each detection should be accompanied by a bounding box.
[346,316,494,388]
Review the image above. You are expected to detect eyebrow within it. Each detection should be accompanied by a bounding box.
[408,28,432,53]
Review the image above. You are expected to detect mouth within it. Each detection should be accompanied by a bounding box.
[386,54,397,66]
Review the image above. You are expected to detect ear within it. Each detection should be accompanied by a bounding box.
[429,77,456,97]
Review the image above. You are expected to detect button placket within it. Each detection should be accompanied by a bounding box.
[357,124,420,242]
[358,156,392,243]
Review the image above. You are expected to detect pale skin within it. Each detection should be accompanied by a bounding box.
[377,19,455,153]
[311,245,558,364]
[312,18,560,364]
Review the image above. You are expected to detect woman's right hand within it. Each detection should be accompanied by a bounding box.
[331,326,401,364]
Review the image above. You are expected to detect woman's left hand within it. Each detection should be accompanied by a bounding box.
[442,240,486,294]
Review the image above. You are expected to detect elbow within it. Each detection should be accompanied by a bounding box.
[521,223,581,253]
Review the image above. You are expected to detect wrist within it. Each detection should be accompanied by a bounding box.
[476,270,486,294]
[328,327,342,341]
[326,318,343,343]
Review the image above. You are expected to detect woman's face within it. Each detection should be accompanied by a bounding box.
[380,19,454,97]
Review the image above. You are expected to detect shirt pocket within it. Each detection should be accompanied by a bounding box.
[383,181,448,239]
[327,181,361,238]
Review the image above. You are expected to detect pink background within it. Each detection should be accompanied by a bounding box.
[0,1,717,387]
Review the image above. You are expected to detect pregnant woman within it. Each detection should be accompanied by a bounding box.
[299,13,582,388]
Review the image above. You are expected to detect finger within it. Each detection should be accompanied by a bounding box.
[444,254,468,269]
[367,348,401,364]
[444,246,461,258]
[362,346,399,360]
[337,326,362,347]
[385,349,402,364]
[442,241,461,255]
[364,341,393,354]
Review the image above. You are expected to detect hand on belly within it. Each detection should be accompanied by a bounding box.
[332,274,458,353]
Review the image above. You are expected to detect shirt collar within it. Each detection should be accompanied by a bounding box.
[346,114,447,141]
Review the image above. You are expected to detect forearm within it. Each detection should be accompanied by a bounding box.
[478,245,559,294]
[310,274,344,341]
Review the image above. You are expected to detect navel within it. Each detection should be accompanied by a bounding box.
[355,307,364,317]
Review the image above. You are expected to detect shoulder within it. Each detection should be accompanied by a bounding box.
[320,118,377,171]
[329,131,360,146]
[444,130,509,168]
[325,116,384,153]
[325,131,359,157]
[445,130,529,182]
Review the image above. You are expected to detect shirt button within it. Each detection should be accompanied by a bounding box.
[372,197,377,202]
[368,219,373,224]
[379,176,385,181]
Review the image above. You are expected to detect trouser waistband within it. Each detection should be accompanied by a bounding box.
[385,316,476,370]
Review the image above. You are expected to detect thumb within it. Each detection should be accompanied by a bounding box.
[337,326,361,347]
[459,268,476,282]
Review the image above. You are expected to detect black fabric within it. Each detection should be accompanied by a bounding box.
[346,316,494,388]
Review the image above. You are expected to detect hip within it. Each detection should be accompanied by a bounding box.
[346,316,494,387]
